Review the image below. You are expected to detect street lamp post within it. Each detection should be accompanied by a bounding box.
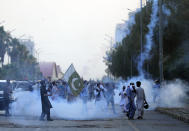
[159,0,164,85]
[140,0,143,73]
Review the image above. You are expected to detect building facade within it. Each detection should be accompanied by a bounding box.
[39,62,63,81]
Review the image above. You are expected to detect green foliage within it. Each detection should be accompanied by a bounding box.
[105,0,189,81]
[0,26,11,67]
[0,26,42,80]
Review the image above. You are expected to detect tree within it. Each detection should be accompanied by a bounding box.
[0,26,42,80]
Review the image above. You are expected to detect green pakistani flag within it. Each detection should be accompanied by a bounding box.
[63,64,84,96]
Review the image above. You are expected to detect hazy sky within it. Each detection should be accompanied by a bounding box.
[1,0,141,80]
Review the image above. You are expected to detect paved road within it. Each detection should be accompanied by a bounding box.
[0,110,189,131]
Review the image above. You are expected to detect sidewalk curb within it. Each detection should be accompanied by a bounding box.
[155,107,189,123]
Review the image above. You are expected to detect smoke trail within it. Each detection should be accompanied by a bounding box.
[138,0,159,76]
[10,89,119,121]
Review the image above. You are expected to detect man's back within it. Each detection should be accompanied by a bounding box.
[136,87,145,100]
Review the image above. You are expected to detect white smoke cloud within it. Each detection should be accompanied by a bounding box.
[10,89,119,121]
[159,79,188,107]
[11,90,41,116]
[114,77,188,109]
[9,77,188,124]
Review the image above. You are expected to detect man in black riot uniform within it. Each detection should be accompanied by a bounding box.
[40,80,53,121]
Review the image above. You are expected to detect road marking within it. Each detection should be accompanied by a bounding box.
[127,120,140,131]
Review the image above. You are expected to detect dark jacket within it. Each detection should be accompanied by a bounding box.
[40,85,52,113]
[3,83,12,100]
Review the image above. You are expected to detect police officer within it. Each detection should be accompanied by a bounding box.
[40,80,53,121]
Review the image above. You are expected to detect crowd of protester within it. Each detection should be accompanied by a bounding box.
[0,78,153,121]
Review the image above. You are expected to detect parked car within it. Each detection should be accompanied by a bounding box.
[13,81,34,91]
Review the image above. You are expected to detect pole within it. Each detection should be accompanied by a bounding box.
[131,56,133,77]
[159,0,164,85]
[140,0,143,71]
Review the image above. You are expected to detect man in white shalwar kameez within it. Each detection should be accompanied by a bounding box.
[119,86,127,112]
[136,81,146,119]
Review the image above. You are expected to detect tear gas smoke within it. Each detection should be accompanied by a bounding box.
[138,0,159,76]
[10,89,119,121]
[10,77,188,122]
[158,79,188,107]
[115,77,188,109]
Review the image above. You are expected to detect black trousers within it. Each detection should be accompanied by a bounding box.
[40,108,51,120]
[4,99,10,116]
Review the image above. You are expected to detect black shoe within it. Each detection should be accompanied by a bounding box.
[137,116,143,120]
[128,117,134,120]
[47,118,53,121]
[137,116,140,119]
